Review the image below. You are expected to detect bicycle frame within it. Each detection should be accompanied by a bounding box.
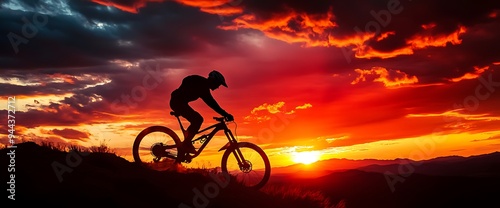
[172,112,251,170]
[134,113,271,189]
[175,115,238,159]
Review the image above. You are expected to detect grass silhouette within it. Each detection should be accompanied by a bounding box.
[38,140,116,154]
[262,184,347,208]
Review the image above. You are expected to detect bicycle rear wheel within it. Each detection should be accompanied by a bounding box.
[221,142,271,190]
[133,126,182,171]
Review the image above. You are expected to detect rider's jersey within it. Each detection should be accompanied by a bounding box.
[171,75,227,115]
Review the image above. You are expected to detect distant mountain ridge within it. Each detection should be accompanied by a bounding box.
[271,151,500,178]
[357,151,500,177]
[269,152,500,208]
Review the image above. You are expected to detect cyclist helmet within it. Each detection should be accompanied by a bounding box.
[208,70,227,87]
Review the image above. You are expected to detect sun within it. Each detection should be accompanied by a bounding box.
[292,151,321,165]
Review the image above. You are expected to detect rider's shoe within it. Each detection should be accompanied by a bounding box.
[183,140,197,154]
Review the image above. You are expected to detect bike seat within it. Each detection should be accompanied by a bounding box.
[170,111,181,117]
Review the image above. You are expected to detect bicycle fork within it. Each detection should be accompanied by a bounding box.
[218,129,250,170]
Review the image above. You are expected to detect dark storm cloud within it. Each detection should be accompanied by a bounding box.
[0,0,240,69]
[0,69,111,96]
[2,59,181,129]
[348,19,500,84]
[213,0,500,72]
[9,96,106,128]
[231,0,499,46]
[127,0,494,86]
[87,0,165,13]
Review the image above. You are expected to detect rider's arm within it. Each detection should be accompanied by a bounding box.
[200,90,228,116]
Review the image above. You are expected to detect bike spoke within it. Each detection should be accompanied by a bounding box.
[222,143,270,189]
[133,127,180,171]
[237,171,264,188]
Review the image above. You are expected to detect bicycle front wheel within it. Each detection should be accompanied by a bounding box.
[133,126,182,171]
[221,142,271,190]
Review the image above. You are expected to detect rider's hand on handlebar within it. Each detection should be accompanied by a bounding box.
[225,114,234,122]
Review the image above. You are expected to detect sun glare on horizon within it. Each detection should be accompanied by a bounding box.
[292,151,321,165]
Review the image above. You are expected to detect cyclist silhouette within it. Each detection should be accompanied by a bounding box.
[169,70,233,154]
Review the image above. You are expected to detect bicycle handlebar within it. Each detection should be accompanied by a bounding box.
[213,116,233,123]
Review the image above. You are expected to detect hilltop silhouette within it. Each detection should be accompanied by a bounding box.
[2,142,499,208]
[1,142,341,208]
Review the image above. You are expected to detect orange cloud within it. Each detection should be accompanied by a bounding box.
[328,32,375,48]
[245,102,311,122]
[91,0,165,13]
[296,103,312,110]
[421,23,437,30]
[200,6,243,16]
[448,66,490,82]
[175,0,230,7]
[408,25,466,49]
[407,109,500,121]
[407,109,500,131]
[220,9,467,60]
[354,25,467,59]
[49,73,77,84]
[251,101,286,114]
[219,8,338,47]
[175,0,242,16]
[218,9,373,48]
[351,67,419,88]
[375,31,395,41]
[354,45,414,59]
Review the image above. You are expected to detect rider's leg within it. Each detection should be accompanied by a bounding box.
[183,110,203,142]
[180,106,203,153]
[170,98,203,153]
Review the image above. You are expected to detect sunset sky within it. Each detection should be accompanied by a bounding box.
[1,0,500,168]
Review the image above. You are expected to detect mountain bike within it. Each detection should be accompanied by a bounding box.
[132,111,271,190]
